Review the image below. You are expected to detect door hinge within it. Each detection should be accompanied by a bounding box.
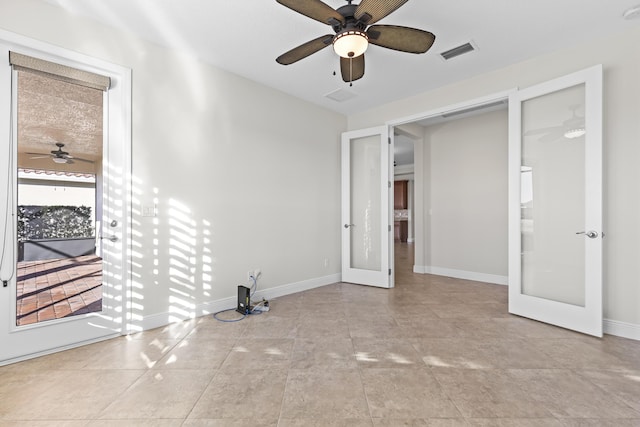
[388,181,391,188]
[389,269,392,275]
[388,225,391,232]
[388,137,391,144]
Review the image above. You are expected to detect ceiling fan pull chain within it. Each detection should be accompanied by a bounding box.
[349,57,353,87]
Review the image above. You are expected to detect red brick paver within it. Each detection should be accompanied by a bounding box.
[16,256,102,326]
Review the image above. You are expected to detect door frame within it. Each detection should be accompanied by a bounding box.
[0,29,132,364]
[385,89,515,278]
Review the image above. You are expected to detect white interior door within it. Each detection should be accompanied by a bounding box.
[0,37,131,364]
[508,65,603,336]
[341,126,393,288]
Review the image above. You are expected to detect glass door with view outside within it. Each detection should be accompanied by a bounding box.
[15,68,103,326]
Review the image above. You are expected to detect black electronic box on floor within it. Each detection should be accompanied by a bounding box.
[236,285,252,314]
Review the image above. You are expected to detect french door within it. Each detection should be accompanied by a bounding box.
[508,65,603,336]
[0,36,131,364]
[341,126,394,288]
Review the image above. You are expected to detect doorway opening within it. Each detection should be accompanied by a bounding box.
[390,94,510,285]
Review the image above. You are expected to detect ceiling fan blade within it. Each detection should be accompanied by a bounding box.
[340,54,365,83]
[25,152,50,156]
[524,126,563,136]
[72,157,95,164]
[355,0,408,25]
[540,130,566,143]
[367,25,435,53]
[276,0,345,26]
[276,35,333,65]
[28,155,51,160]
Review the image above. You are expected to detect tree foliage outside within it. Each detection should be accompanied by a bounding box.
[18,205,94,241]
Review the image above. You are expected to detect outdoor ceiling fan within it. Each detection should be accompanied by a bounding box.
[27,142,94,165]
[275,0,436,84]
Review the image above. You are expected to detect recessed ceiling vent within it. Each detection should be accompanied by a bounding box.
[325,88,357,103]
[440,42,476,60]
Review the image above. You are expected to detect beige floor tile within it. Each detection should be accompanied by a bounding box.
[99,369,214,419]
[187,314,249,338]
[431,368,552,418]
[220,338,293,370]
[280,369,370,419]
[0,370,144,420]
[372,419,469,426]
[295,317,351,338]
[79,335,180,369]
[360,368,460,419]
[467,420,564,426]
[397,319,464,339]
[559,420,640,427]
[575,369,640,412]
[3,243,640,426]
[348,317,406,339]
[88,420,183,426]
[512,369,640,419]
[530,338,637,371]
[413,338,561,370]
[489,317,585,339]
[188,368,287,419]
[127,318,198,341]
[0,422,89,426]
[352,338,422,368]
[242,315,299,338]
[182,419,278,426]
[290,337,357,369]
[279,420,374,427]
[154,336,236,370]
[429,303,511,319]
[297,302,347,319]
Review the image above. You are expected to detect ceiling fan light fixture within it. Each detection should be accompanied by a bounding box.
[333,30,368,58]
[52,157,67,164]
[564,128,586,139]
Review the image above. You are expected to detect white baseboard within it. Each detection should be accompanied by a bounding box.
[414,265,508,286]
[604,319,640,341]
[135,273,342,331]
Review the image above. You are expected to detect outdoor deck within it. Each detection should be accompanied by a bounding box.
[16,255,102,326]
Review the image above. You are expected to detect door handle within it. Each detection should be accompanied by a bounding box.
[101,235,119,242]
[344,224,355,229]
[576,231,598,239]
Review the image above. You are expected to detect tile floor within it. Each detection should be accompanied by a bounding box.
[1,244,639,426]
[16,255,102,326]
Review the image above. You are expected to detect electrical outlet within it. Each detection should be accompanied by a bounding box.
[247,270,253,280]
[323,258,329,268]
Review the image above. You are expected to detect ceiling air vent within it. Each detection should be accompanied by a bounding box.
[325,88,357,103]
[440,42,476,61]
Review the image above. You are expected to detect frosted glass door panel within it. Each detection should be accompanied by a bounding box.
[341,126,391,288]
[350,135,381,271]
[521,84,586,306]
[508,65,602,337]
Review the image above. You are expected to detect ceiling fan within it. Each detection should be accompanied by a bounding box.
[275,0,436,84]
[27,142,94,165]
[524,106,586,143]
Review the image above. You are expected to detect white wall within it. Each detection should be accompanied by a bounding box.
[0,0,346,328]
[422,109,508,281]
[349,25,640,332]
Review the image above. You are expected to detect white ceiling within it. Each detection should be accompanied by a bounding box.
[41,0,640,115]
